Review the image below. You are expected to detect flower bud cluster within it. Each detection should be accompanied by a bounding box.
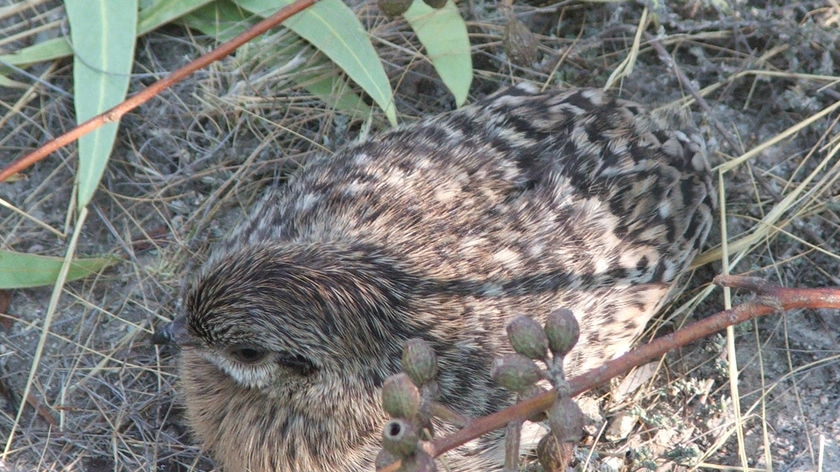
[491,308,584,470]
[492,309,580,389]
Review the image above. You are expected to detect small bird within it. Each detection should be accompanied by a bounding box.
[156,85,715,471]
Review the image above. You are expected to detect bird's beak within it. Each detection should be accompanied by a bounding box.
[151,316,199,347]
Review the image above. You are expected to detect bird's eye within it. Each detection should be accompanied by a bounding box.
[228,345,267,364]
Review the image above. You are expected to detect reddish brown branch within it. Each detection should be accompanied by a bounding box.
[429,277,840,458]
[0,0,319,183]
[27,391,58,427]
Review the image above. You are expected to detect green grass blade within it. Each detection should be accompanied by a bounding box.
[236,0,397,125]
[65,0,138,210]
[0,250,117,289]
[405,1,472,106]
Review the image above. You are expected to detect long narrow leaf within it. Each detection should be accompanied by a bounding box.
[65,0,138,210]
[0,0,211,69]
[184,1,372,119]
[405,1,472,107]
[236,0,396,125]
[138,0,216,33]
[0,251,117,289]
[295,67,372,119]
[180,0,254,42]
[0,38,70,69]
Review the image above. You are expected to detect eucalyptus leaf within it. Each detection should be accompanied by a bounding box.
[0,0,210,69]
[181,0,255,42]
[236,0,396,124]
[405,1,472,106]
[138,0,216,34]
[0,37,71,69]
[0,251,118,289]
[183,1,371,118]
[65,0,138,210]
[295,67,372,119]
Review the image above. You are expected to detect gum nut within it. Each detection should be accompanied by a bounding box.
[491,353,543,392]
[382,373,421,419]
[544,308,580,357]
[547,396,585,443]
[378,0,413,17]
[507,315,549,360]
[382,418,419,458]
[402,338,438,386]
[423,0,447,8]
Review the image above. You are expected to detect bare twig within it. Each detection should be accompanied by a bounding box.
[26,391,58,428]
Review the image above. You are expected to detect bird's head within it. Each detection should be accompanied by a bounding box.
[156,241,429,393]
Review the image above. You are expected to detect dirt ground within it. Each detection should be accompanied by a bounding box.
[1,1,839,471]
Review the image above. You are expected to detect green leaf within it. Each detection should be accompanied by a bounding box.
[65,0,138,210]
[295,67,372,119]
[0,251,118,289]
[0,37,72,69]
[182,2,372,119]
[0,75,27,88]
[0,0,210,69]
[138,0,216,34]
[405,1,472,107]
[1,0,379,121]
[181,0,255,42]
[236,0,396,125]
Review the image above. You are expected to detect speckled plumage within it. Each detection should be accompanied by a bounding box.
[161,85,715,471]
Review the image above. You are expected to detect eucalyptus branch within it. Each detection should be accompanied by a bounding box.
[427,275,840,459]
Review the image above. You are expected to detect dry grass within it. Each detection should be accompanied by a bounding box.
[1,1,839,471]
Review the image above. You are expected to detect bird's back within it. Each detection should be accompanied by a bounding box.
[215,85,716,374]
